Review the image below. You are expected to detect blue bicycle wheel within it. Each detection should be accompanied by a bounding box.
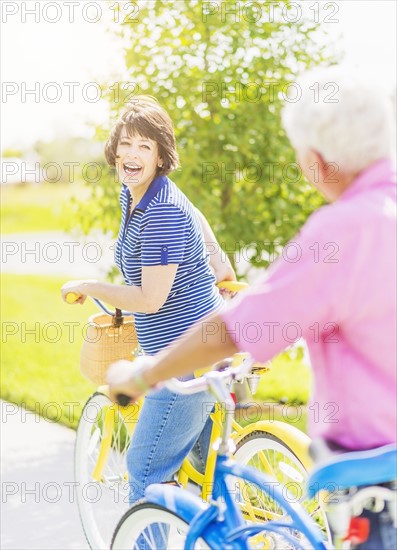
[111,503,211,549]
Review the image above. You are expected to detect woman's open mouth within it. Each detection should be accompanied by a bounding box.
[123,163,143,178]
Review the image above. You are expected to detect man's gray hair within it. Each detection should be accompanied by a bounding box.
[282,66,395,173]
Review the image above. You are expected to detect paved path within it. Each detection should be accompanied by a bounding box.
[1,401,89,550]
[1,229,117,549]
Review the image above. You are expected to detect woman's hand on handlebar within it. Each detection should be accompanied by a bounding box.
[107,356,157,404]
[217,279,249,300]
[61,280,97,305]
[213,263,236,286]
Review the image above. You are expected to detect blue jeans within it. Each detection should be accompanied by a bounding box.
[356,508,397,550]
[127,385,216,504]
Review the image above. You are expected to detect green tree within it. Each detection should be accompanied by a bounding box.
[78,0,340,272]
[34,137,104,184]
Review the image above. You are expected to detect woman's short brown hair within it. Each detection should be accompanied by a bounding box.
[105,95,180,176]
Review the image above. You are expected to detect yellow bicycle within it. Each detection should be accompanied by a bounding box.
[68,283,326,549]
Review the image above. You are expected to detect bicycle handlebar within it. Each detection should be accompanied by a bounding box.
[217,281,249,293]
[65,292,133,316]
[65,291,81,304]
[115,356,255,406]
[163,358,242,394]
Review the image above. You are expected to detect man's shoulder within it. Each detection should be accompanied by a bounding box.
[302,200,361,240]
[299,195,395,258]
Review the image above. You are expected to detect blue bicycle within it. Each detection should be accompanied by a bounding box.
[110,359,397,550]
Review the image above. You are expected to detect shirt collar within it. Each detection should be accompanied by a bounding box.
[123,175,169,212]
[340,157,396,201]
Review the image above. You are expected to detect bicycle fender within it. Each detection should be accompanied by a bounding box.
[97,385,110,396]
[145,485,242,549]
[233,420,312,469]
[144,484,207,523]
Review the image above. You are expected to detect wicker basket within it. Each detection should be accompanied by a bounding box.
[80,309,138,385]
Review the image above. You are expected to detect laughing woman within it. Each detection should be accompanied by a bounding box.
[61,96,235,504]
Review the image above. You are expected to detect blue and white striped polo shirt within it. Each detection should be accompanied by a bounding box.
[114,175,223,354]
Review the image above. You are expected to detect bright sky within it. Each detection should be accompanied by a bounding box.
[1,0,396,150]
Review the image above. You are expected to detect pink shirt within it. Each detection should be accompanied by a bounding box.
[222,158,396,450]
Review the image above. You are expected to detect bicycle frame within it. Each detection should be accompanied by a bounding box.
[138,364,327,549]
[90,393,142,483]
[90,385,311,504]
[144,455,328,550]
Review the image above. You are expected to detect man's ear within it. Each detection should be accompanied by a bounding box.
[310,150,326,173]
[309,150,333,183]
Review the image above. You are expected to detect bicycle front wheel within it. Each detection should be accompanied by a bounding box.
[234,431,330,541]
[75,392,137,549]
[111,503,210,550]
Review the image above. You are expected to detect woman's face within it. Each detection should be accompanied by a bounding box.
[115,127,163,195]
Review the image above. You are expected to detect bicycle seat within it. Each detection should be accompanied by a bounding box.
[307,441,397,499]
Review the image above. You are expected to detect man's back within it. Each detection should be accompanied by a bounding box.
[222,158,397,449]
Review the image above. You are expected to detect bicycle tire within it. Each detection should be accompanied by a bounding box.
[110,489,320,550]
[234,430,330,542]
[111,502,211,549]
[75,392,136,549]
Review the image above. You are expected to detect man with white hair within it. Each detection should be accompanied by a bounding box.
[109,67,397,549]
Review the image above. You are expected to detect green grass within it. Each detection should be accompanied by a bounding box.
[1,273,312,431]
[1,273,97,428]
[1,182,90,234]
[256,352,311,405]
[237,356,311,433]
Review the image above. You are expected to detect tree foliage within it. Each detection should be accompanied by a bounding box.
[77,0,339,273]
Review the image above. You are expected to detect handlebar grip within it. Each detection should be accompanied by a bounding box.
[116,394,132,407]
[65,292,81,304]
[217,281,249,293]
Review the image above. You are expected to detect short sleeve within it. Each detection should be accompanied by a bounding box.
[140,204,189,266]
[221,207,345,362]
